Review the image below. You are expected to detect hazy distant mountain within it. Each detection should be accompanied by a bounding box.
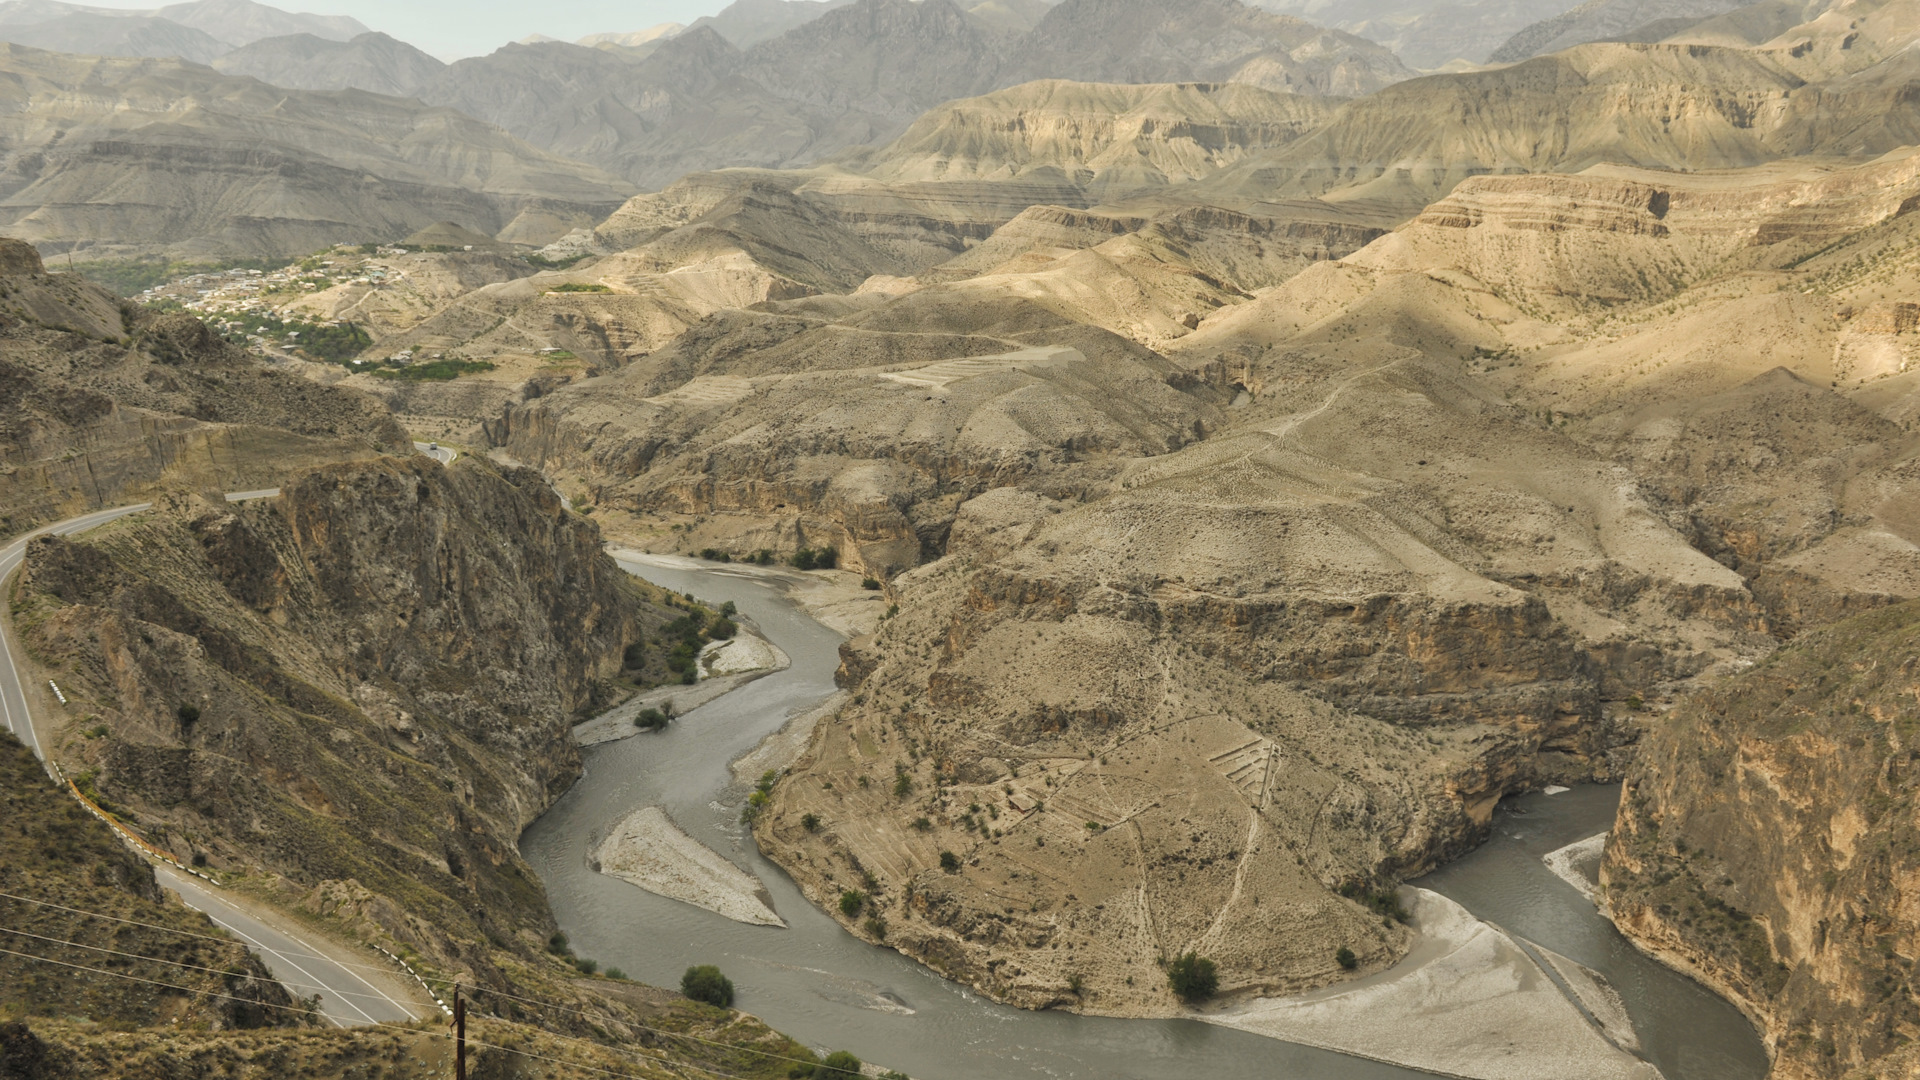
[213,30,445,95]
[576,23,684,47]
[684,0,858,47]
[1251,0,1578,68]
[0,0,367,50]
[1010,0,1416,94]
[0,43,631,259]
[0,11,227,61]
[963,0,1059,32]
[1488,0,1749,61]
[156,0,366,46]
[420,0,1415,188]
[0,0,367,67]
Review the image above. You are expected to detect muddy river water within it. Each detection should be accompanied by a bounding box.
[520,560,1769,1079]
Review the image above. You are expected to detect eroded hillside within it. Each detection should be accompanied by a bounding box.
[409,1,1920,1022]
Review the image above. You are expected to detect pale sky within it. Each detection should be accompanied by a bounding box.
[104,0,739,60]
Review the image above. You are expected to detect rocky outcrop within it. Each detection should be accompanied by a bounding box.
[14,455,657,972]
[1413,176,1673,237]
[1604,601,1920,1078]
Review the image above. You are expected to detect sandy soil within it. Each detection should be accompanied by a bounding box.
[1209,888,1659,1080]
[730,690,850,786]
[1543,833,1609,909]
[704,631,786,675]
[592,806,785,926]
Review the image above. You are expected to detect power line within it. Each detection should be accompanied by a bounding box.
[0,946,748,1080]
[0,925,408,1008]
[0,892,858,1077]
[439,987,756,1080]
[0,890,420,978]
[430,977,840,1075]
[0,944,332,1022]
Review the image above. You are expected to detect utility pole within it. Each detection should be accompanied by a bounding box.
[454,984,466,1080]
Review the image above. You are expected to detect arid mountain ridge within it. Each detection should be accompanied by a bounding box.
[10,0,1920,1075]
[283,0,1920,1064]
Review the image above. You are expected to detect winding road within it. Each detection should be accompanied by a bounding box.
[0,445,461,1026]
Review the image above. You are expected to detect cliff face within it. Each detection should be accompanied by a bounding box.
[14,455,651,972]
[1605,600,1920,1079]
[0,238,408,537]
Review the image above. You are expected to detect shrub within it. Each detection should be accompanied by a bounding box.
[681,965,734,1007]
[1166,952,1218,1003]
[634,707,668,731]
[1339,882,1409,923]
[574,957,599,974]
[547,932,570,955]
[819,1051,861,1077]
[547,282,611,293]
[176,704,201,725]
[893,773,913,798]
[861,577,881,590]
[605,967,626,980]
[939,850,960,873]
[839,890,865,917]
[801,812,821,832]
[789,546,839,571]
[1336,946,1357,971]
[370,358,494,381]
[911,816,932,831]
[863,915,887,939]
[707,617,737,640]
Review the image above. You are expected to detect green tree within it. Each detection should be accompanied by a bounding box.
[819,1050,861,1077]
[939,850,960,872]
[839,890,865,917]
[1167,952,1218,1003]
[1336,946,1358,971]
[680,965,734,1007]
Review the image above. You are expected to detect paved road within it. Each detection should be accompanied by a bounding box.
[223,488,280,502]
[414,441,456,464]
[0,504,426,1026]
[157,868,420,1027]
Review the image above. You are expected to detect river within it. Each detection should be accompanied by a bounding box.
[519,559,1768,1080]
